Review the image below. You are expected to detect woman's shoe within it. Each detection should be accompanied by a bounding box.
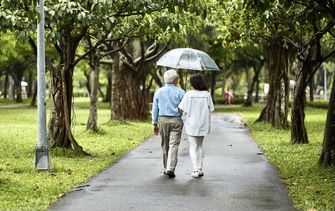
[191,171,200,178]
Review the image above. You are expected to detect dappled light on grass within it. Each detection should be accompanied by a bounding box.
[0,107,152,210]
[243,106,334,211]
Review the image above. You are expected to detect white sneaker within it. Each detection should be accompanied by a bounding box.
[197,169,204,177]
[191,171,199,178]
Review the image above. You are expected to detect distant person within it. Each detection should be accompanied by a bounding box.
[224,89,233,104]
[178,74,214,178]
[152,69,185,178]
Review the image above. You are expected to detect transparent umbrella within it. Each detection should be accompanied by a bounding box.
[156,48,220,71]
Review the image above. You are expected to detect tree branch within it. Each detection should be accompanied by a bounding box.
[102,38,129,58]
[145,39,171,62]
[72,35,107,68]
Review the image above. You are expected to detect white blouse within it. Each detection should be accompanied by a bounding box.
[178,90,214,136]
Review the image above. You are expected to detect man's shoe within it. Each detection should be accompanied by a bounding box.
[198,169,204,177]
[166,170,175,178]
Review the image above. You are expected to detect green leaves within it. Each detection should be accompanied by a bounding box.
[0,0,215,48]
[0,0,38,32]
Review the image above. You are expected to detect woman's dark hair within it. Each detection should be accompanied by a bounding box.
[190,74,208,91]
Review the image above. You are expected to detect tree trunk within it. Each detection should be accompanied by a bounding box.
[86,53,100,130]
[150,67,163,88]
[83,70,91,95]
[3,72,9,99]
[210,71,216,103]
[48,67,70,148]
[111,52,123,120]
[256,41,290,129]
[47,29,87,154]
[27,70,34,98]
[244,63,252,106]
[110,38,163,120]
[290,20,335,144]
[255,78,260,103]
[309,78,314,101]
[60,67,86,152]
[253,63,264,103]
[14,63,24,103]
[30,81,37,106]
[103,72,111,103]
[121,66,150,120]
[221,67,227,98]
[15,80,23,103]
[319,66,335,166]
[9,75,15,100]
[290,61,309,144]
[177,70,186,90]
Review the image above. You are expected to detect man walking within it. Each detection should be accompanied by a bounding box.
[152,69,185,178]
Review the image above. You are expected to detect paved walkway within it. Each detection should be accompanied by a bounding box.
[48,113,296,211]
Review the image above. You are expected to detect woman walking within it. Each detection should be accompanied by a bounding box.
[178,74,214,178]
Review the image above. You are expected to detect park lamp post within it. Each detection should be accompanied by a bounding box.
[34,0,50,170]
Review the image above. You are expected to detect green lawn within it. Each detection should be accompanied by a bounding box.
[0,100,153,210]
[216,104,334,211]
[0,99,334,210]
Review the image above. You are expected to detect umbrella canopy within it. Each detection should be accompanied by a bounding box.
[156,48,220,71]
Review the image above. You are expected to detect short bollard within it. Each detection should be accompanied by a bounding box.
[35,147,50,171]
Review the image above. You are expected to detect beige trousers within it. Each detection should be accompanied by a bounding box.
[158,116,183,172]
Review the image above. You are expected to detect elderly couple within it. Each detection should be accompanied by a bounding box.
[152,69,214,178]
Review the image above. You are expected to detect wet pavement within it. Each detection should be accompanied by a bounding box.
[48,113,296,211]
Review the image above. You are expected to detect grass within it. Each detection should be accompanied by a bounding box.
[0,99,334,210]
[216,104,335,211]
[0,100,153,210]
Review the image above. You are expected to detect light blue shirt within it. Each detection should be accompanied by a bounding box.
[152,84,185,125]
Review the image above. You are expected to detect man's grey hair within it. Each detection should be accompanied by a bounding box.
[164,69,179,84]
